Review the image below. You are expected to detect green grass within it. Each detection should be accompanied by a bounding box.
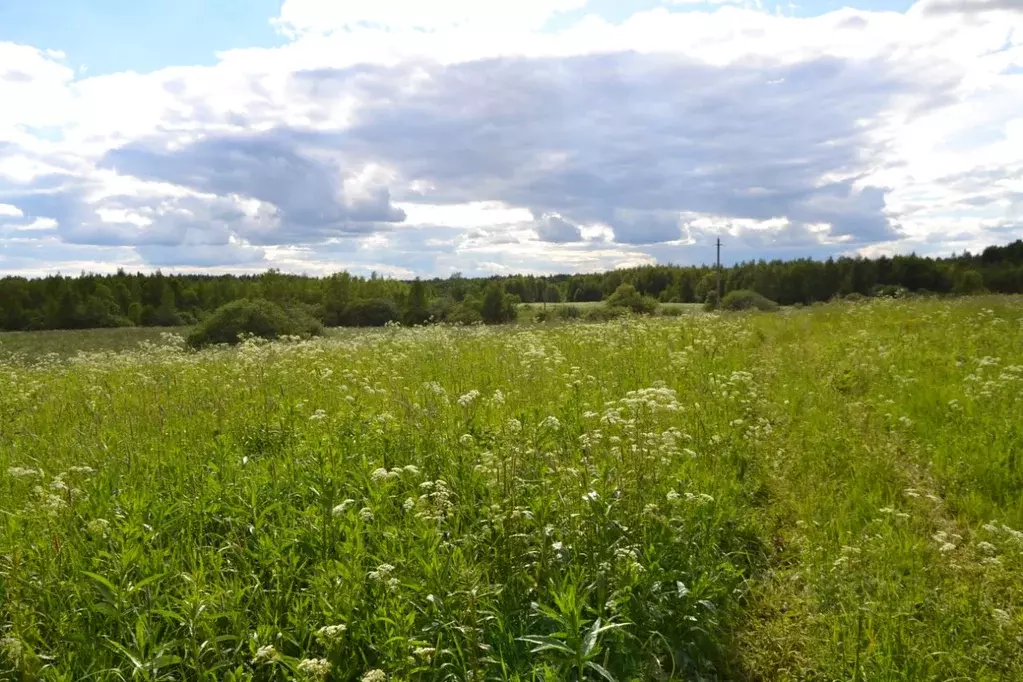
[0,327,191,360]
[2,298,1022,680]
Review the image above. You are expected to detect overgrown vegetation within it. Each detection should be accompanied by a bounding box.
[186,299,323,348]
[720,289,779,312]
[3,239,1023,331]
[2,297,1022,680]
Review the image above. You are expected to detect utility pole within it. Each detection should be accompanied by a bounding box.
[716,237,722,301]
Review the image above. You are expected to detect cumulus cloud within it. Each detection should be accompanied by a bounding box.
[919,0,1023,15]
[1,0,1022,275]
[534,212,583,243]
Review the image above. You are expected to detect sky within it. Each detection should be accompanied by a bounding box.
[0,0,1020,278]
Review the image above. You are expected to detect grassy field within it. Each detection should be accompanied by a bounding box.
[2,298,1022,680]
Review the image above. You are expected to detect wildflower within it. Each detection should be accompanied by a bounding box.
[309,409,327,421]
[666,490,680,502]
[402,465,420,475]
[69,466,96,475]
[1,636,24,663]
[252,644,279,664]
[459,433,474,445]
[457,390,480,407]
[413,646,436,659]
[403,498,416,512]
[993,609,1011,627]
[361,669,387,682]
[369,563,396,581]
[297,658,332,679]
[492,389,505,405]
[7,467,41,479]
[87,518,110,536]
[359,507,374,522]
[332,499,355,516]
[977,541,997,554]
[939,542,956,553]
[316,624,347,644]
[551,541,564,551]
[371,467,391,482]
[541,415,561,430]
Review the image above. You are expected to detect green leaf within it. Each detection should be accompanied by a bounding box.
[585,661,618,682]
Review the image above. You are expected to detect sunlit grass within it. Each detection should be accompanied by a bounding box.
[2,297,1022,680]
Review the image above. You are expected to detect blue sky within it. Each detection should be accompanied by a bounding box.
[0,0,285,75]
[0,0,1021,276]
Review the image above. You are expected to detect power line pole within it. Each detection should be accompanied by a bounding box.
[716,237,722,301]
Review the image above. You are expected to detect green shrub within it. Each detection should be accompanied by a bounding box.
[338,298,400,327]
[555,305,582,320]
[658,305,685,317]
[447,303,484,325]
[721,289,779,312]
[481,283,518,324]
[186,299,323,348]
[606,283,658,314]
[703,291,720,311]
[585,306,629,322]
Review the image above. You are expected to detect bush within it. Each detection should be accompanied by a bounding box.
[338,298,400,327]
[870,284,909,299]
[606,283,658,314]
[187,299,323,348]
[721,289,779,312]
[481,283,518,324]
[447,303,483,325]
[703,291,720,311]
[555,305,582,320]
[585,306,629,322]
[658,305,685,317]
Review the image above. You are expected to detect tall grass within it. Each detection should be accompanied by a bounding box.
[1,297,1021,680]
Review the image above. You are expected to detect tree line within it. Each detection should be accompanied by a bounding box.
[2,239,1022,332]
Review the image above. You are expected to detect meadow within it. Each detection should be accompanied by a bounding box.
[1,297,1022,681]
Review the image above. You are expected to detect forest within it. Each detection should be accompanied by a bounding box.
[1,239,1022,331]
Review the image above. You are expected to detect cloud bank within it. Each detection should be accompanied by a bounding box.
[1,0,1022,276]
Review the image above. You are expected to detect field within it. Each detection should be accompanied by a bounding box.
[2,298,1022,680]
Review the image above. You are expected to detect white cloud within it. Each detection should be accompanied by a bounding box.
[275,0,589,35]
[1,1,1022,275]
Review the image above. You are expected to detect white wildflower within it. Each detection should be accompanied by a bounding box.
[993,608,1011,627]
[666,490,680,502]
[332,499,355,517]
[541,415,561,430]
[413,646,436,659]
[87,518,110,536]
[403,498,416,512]
[297,658,332,679]
[371,467,391,483]
[7,467,41,479]
[457,390,480,407]
[316,624,347,644]
[361,669,387,682]
[252,644,279,664]
[359,507,374,522]
[977,541,997,554]
[369,564,396,581]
